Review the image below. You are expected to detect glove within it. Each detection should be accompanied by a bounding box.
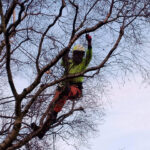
[86,34,92,42]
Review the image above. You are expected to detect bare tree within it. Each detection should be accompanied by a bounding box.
[0,0,150,149]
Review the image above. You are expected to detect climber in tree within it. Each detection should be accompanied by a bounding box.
[31,34,92,139]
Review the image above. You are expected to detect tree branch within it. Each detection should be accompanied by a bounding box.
[0,0,17,34]
[36,0,66,73]
[69,0,79,38]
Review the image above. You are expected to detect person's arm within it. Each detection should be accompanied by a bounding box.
[85,34,92,66]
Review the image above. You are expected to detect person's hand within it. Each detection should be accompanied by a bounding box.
[86,34,92,42]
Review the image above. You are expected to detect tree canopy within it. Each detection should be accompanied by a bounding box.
[0,0,150,149]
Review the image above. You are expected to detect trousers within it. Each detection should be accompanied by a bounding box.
[52,84,82,112]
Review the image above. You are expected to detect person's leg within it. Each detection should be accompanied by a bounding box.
[31,90,61,138]
[53,85,70,113]
[31,87,70,139]
[36,88,69,139]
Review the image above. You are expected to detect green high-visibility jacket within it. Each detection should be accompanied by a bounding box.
[61,47,92,83]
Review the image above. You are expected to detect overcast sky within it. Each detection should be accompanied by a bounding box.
[86,77,150,150]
